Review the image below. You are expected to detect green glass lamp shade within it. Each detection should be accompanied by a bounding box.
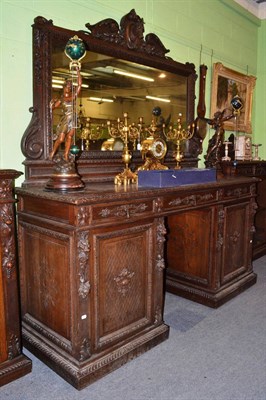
[70,144,80,155]
[65,36,86,61]
[231,95,243,112]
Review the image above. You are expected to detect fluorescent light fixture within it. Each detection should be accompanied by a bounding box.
[89,97,114,103]
[146,95,171,103]
[52,84,64,89]
[52,79,89,89]
[72,83,89,88]
[52,78,65,84]
[114,69,154,82]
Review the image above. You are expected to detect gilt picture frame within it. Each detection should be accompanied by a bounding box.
[210,62,256,133]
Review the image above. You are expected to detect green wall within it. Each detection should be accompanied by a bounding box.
[0,0,265,185]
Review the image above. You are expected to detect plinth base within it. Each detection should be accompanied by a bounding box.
[0,354,32,387]
[166,272,257,308]
[23,322,169,390]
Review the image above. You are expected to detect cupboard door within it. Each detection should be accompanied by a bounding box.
[89,219,161,352]
[221,201,251,284]
[20,227,71,341]
[166,208,216,287]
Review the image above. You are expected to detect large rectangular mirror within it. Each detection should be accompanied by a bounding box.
[21,10,198,186]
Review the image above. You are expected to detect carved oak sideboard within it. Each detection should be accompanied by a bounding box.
[16,176,257,389]
[0,170,32,387]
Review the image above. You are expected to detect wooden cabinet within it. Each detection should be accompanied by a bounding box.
[17,187,168,390]
[16,176,257,389]
[0,170,32,387]
[166,192,256,307]
[221,160,266,259]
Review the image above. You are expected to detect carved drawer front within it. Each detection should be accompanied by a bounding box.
[89,221,155,352]
[91,199,153,223]
[166,208,216,287]
[221,201,250,285]
[222,185,250,200]
[163,189,217,212]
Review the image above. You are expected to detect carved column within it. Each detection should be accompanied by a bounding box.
[0,170,32,387]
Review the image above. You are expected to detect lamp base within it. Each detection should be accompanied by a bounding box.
[45,153,84,192]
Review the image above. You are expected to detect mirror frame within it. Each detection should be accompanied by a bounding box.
[21,9,197,186]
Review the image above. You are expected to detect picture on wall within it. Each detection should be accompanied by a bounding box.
[210,62,256,133]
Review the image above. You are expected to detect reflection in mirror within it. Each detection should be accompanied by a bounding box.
[21,9,199,186]
[52,49,188,151]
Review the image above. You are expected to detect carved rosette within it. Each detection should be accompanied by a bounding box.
[154,197,163,213]
[113,268,135,296]
[77,206,90,226]
[229,231,241,245]
[77,232,91,299]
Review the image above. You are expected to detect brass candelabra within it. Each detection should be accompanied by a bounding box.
[107,113,141,185]
[144,118,160,138]
[80,117,104,151]
[163,114,194,169]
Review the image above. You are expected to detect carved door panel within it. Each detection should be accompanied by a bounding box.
[89,218,163,353]
[221,201,251,285]
[166,208,217,287]
[19,226,71,341]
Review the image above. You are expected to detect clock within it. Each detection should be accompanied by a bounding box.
[150,138,167,159]
[139,137,168,170]
[141,137,167,159]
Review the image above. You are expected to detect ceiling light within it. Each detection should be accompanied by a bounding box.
[52,84,64,89]
[72,83,89,88]
[89,97,114,103]
[114,69,154,82]
[146,95,171,103]
[52,78,65,84]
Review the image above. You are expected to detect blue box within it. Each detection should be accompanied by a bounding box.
[138,168,217,188]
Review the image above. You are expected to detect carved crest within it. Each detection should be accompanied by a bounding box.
[86,9,169,57]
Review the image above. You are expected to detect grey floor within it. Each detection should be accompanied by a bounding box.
[1,256,266,400]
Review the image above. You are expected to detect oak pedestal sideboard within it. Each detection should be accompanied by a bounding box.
[0,170,32,387]
[16,176,257,389]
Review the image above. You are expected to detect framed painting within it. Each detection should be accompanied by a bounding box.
[210,62,256,133]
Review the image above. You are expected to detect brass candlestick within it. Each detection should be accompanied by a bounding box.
[222,141,232,161]
[107,113,138,185]
[163,114,194,169]
[252,144,262,161]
